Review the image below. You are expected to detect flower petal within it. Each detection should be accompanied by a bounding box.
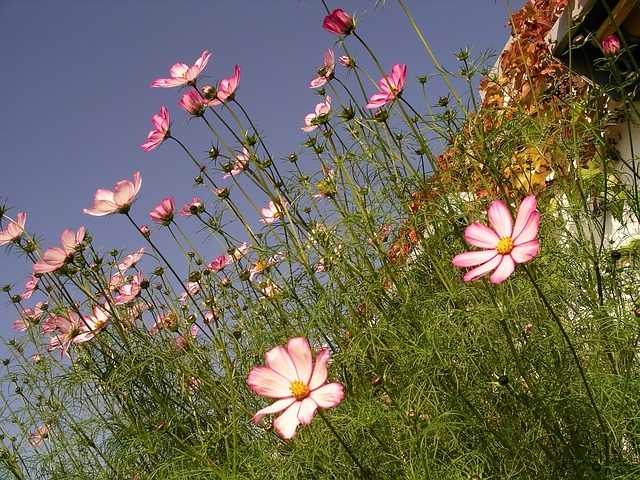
[273,402,302,439]
[489,255,515,283]
[297,397,319,424]
[462,254,502,282]
[510,240,540,264]
[308,349,330,390]
[286,338,313,383]
[251,398,295,425]
[309,382,344,408]
[452,249,498,268]
[488,200,513,238]
[248,365,293,399]
[265,345,297,381]
[464,222,500,249]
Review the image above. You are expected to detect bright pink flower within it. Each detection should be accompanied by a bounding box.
[141,106,171,152]
[302,96,331,132]
[33,227,85,274]
[323,9,355,35]
[602,34,621,55]
[248,337,344,439]
[310,49,335,88]
[260,200,288,224]
[0,212,26,245]
[150,50,212,88]
[210,65,240,105]
[178,90,209,116]
[48,310,93,358]
[452,195,540,284]
[180,197,204,216]
[83,172,142,216]
[20,275,39,300]
[223,148,249,179]
[114,271,144,305]
[207,253,232,272]
[149,196,175,225]
[365,63,407,109]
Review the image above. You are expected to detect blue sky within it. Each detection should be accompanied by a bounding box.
[0,0,525,338]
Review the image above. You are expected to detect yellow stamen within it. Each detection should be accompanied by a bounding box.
[289,380,310,400]
[496,236,514,255]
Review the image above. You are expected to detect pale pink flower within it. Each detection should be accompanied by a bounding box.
[259,282,282,299]
[33,227,85,274]
[141,107,171,152]
[339,55,354,68]
[0,212,26,245]
[83,172,142,216]
[249,254,283,282]
[310,49,335,88]
[178,281,200,302]
[150,311,177,335]
[150,50,212,88]
[260,200,288,224]
[452,195,540,284]
[48,311,93,358]
[322,9,355,35]
[149,196,175,225]
[204,307,219,325]
[13,301,47,331]
[248,337,344,439]
[210,65,240,105]
[178,90,209,116]
[602,34,621,56]
[180,197,204,216]
[117,247,146,273]
[28,424,52,448]
[223,148,250,179]
[174,324,198,353]
[20,275,39,300]
[84,304,111,335]
[31,354,41,363]
[207,254,232,272]
[231,242,251,260]
[365,63,407,109]
[302,96,331,132]
[114,271,144,305]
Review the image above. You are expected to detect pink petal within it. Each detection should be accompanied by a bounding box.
[296,397,319,424]
[513,211,540,245]
[489,255,515,284]
[248,365,293,398]
[464,222,500,249]
[308,349,330,390]
[511,196,537,238]
[59,229,77,253]
[462,254,502,282]
[309,382,344,408]
[510,240,540,264]
[488,200,513,238]
[365,92,392,109]
[273,402,302,439]
[265,345,297,381]
[113,180,134,207]
[251,398,295,425]
[452,249,498,268]
[286,338,313,383]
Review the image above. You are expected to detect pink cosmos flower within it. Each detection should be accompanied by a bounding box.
[84,304,111,335]
[33,227,85,274]
[210,65,241,105]
[339,55,354,68]
[322,9,355,35]
[83,172,142,216]
[141,106,171,152]
[178,281,200,302]
[178,90,210,116]
[20,275,39,300]
[207,253,233,272]
[13,301,47,332]
[248,337,344,439]
[231,242,251,260]
[48,310,94,358]
[150,50,212,88]
[602,34,621,56]
[222,148,250,179]
[0,212,26,245]
[260,200,288,224]
[365,63,407,109]
[117,247,146,273]
[181,197,204,216]
[310,49,335,89]
[452,195,540,284]
[149,196,175,225]
[249,254,284,282]
[114,271,144,305]
[28,424,52,448]
[302,96,331,132]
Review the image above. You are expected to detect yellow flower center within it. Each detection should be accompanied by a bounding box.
[289,380,310,400]
[496,236,514,255]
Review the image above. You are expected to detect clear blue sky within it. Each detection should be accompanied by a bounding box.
[0,0,525,338]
